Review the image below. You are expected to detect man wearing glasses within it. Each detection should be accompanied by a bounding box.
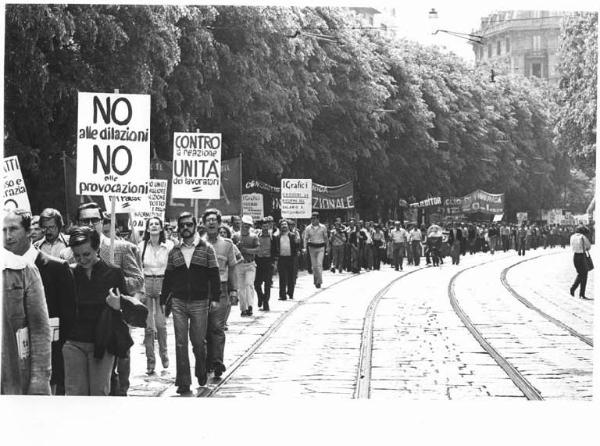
[35,208,70,258]
[160,212,221,394]
[303,211,329,288]
[61,202,144,396]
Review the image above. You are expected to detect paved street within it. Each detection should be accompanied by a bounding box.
[127,247,593,400]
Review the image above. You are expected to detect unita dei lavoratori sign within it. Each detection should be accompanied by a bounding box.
[242,193,264,221]
[76,92,150,196]
[281,179,312,219]
[171,132,221,200]
[3,155,31,211]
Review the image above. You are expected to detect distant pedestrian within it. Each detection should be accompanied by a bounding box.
[234,215,260,316]
[569,226,592,300]
[303,212,329,288]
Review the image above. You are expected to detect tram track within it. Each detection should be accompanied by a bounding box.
[196,270,370,398]
[500,254,593,347]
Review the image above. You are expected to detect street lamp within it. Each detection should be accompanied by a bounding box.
[428,8,484,45]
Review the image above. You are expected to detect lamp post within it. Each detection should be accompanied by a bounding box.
[428,8,484,45]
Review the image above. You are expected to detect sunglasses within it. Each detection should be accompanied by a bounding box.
[180,222,195,228]
[80,217,101,225]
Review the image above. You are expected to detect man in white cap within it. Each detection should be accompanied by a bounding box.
[233,215,260,316]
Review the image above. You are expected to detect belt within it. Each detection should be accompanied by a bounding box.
[144,274,164,278]
[307,243,325,248]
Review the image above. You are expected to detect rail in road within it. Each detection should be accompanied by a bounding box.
[500,255,593,347]
[196,270,363,398]
[448,250,592,400]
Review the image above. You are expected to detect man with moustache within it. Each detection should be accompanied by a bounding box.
[161,212,221,394]
[35,208,70,258]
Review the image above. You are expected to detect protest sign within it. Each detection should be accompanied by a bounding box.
[242,193,264,221]
[516,212,528,225]
[76,92,150,196]
[171,132,221,199]
[461,189,504,214]
[3,156,31,211]
[131,179,168,230]
[281,179,312,218]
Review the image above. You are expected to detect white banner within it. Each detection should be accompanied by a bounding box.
[171,132,221,199]
[131,179,168,230]
[281,179,312,219]
[516,212,528,225]
[3,156,31,212]
[76,92,150,196]
[242,193,264,221]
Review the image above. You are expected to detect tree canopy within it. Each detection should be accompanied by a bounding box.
[4,5,595,218]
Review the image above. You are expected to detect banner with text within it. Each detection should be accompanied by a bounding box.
[171,133,221,199]
[77,92,150,196]
[281,179,312,219]
[461,189,504,214]
[151,157,240,218]
[3,156,31,211]
[242,193,264,221]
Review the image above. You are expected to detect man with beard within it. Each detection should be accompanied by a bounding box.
[161,212,221,394]
[35,208,70,258]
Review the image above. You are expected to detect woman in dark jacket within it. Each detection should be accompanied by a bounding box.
[63,226,128,396]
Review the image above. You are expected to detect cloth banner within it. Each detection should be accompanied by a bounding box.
[461,189,504,214]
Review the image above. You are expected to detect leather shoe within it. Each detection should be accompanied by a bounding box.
[580,295,592,300]
[214,363,226,379]
[198,372,208,387]
[278,297,287,301]
[569,286,575,296]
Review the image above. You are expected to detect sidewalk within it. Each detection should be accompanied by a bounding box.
[127,267,352,397]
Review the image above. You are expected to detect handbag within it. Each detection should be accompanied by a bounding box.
[582,238,594,271]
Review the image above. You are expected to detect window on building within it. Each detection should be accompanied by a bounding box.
[533,35,541,51]
[488,44,492,58]
[506,38,510,53]
[497,41,501,55]
[532,63,542,78]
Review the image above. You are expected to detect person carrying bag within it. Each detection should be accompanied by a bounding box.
[569,225,592,300]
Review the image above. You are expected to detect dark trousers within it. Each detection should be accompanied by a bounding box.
[572,253,588,297]
[254,257,273,306]
[278,256,296,299]
[51,340,66,395]
[207,282,228,370]
[110,350,130,396]
[518,237,527,256]
[501,235,509,252]
[411,241,421,266]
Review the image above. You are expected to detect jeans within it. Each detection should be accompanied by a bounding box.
[331,244,345,272]
[110,337,130,396]
[63,341,115,396]
[237,262,256,312]
[488,236,498,254]
[501,235,509,252]
[172,298,209,388]
[254,257,273,305]
[411,241,421,266]
[278,256,296,298]
[350,245,360,272]
[392,242,406,270]
[572,253,588,297]
[144,277,168,371]
[207,282,229,370]
[308,246,325,286]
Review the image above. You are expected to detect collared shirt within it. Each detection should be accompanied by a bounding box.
[303,223,328,249]
[22,244,39,266]
[257,233,273,258]
[34,233,69,259]
[409,229,422,242]
[138,240,172,275]
[203,235,238,282]
[390,228,408,243]
[570,233,591,253]
[279,233,291,256]
[180,233,201,268]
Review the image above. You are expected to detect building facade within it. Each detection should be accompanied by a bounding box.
[470,11,569,85]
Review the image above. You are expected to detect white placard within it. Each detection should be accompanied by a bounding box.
[3,156,31,211]
[242,193,264,221]
[171,132,221,199]
[516,212,528,225]
[76,92,150,196]
[103,194,147,213]
[281,179,312,219]
[131,179,168,230]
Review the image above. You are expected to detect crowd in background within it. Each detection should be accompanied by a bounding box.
[3,203,594,396]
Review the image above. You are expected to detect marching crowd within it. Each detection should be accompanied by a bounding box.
[2,203,593,396]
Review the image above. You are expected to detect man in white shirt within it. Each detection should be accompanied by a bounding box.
[390,221,409,271]
[303,212,329,288]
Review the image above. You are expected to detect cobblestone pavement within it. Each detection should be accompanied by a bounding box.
[127,246,591,399]
[454,248,593,400]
